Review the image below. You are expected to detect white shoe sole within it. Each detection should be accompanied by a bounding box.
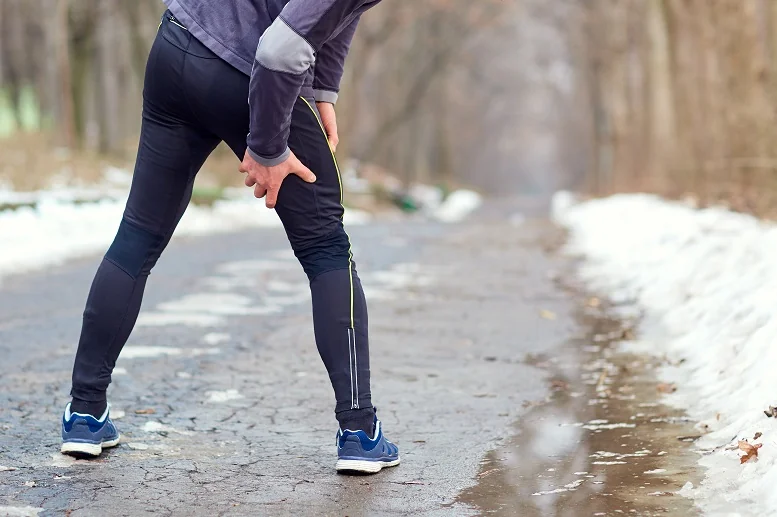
[61,435,121,457]
[336,457,400,474]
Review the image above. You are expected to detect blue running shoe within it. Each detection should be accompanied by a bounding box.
[61,403,121,457]
[336,417,400,473]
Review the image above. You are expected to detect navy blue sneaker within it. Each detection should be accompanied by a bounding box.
[61,403,121,457]
[336,417,400,473]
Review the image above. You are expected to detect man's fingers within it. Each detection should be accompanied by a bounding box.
[265,186,279,209]
[245,174,256,188]
[253,184,267,199]
[291,160,316,183]
[323,121,339,151]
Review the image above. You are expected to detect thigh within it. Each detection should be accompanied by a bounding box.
[222,97,345,251]
[281,98,345,250]
[124,17,221,237]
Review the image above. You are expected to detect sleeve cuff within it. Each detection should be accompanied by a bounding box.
[247,146,291,167]
[313,89,339,104]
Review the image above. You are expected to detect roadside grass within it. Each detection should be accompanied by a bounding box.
[0,130,244,194]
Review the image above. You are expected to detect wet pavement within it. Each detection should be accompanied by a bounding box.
[458,304,702,516]
[0,200,702,516]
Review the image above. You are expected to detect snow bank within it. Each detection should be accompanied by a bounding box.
[0,179,369,282]
[433,190,482,223]
[553,192,777,515]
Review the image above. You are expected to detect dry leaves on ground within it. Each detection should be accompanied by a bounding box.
[540,309,557,320]
[134,408,156,415]
[657,383,677,394]
[551,379,569,391]
[738,440,762,464]
[764,406,777,418]
[754,432,763,440]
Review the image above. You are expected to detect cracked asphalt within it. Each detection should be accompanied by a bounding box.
[0,200,581,516]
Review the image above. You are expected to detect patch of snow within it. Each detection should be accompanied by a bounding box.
[119,346,183,359]
[0,181,368,283]
[553,192,777,515]
[142,421,192,436]
[50,454,87,468]
[136,313,225,327]
[564,479,585,489]
[0,507,43,516]
[202,333,230,345]
[532,488,569,496]
[582,423,636,431]
[206,389,244,403]
[433,189,482,223]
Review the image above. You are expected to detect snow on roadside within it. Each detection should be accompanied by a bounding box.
[433,189,482,223]
[552,192,777,515]
[0,178,369,282]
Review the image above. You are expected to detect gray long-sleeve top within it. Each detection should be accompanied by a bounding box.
[163,0,381,165]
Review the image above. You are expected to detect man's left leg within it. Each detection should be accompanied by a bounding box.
[222,96,399,473]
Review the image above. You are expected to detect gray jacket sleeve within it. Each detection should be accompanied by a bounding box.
[312,16,361,105]
[247,1,379,166]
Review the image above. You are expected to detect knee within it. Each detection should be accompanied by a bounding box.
[105,218,165,279]
[294,226,352,281]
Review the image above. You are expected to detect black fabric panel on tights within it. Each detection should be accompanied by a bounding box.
[294,226,351,280]
[105,219,164,279]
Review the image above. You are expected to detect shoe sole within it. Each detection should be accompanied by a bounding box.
[61,435,121,458]
[336,457,401,474]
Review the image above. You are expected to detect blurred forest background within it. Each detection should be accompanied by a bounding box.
[2,0,777,213]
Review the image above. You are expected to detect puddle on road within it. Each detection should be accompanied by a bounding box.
[458,305,702,516]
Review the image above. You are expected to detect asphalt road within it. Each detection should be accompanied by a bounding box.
[0,200,698,516]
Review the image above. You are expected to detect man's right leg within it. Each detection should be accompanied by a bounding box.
[68,15,220,417]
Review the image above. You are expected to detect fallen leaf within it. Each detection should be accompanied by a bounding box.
[754,432,763,440]
[621,328,636,340]
[135,408,156,415]
[738,440,763,464]
[413,440,426,444]
[587,297,601,308]
[551,379,569,390]
[540,309,557,320]
[657,383,677,394]
[765,406,777,418]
